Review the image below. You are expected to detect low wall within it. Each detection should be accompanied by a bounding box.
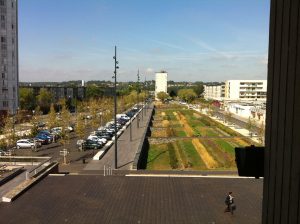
[132,105,154,170]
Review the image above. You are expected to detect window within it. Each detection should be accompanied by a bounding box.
[1,73,4,79]
[1,15,5,21]
[0,0,5,6]
[11,24,13,29]
[1,36,6,43]
[3,101,8,107]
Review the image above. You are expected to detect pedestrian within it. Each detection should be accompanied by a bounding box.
[224,192,236,215]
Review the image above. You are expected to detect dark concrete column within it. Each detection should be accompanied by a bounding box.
[263,0,300,223]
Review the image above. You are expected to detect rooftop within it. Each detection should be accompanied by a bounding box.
[0,174,263,224]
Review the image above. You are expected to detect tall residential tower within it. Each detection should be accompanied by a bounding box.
[155,71,168,99]
[0,0,18,114]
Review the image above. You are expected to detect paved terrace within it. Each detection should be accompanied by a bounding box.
[85,105,153,171]
[0,175,263,224]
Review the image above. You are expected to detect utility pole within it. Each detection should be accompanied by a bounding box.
[113,46,119,169]
[137,70,140,128]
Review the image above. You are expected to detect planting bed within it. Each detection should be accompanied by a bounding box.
[146,106,259,171]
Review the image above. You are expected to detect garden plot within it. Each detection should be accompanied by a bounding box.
[146,107,256,170]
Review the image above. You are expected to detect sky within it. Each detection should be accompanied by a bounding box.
[19,0,270,82]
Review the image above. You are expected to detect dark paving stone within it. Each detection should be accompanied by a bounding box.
[0,175,263,224]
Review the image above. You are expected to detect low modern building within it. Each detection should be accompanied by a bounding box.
[155,71,168,99]
[226,102,266,123]
[203,84,225,101]
[0,0,18,115]
[20,85,86,101]
[224,80,267,101]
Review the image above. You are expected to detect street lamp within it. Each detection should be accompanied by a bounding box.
[113,46,119,169]
[137,70,140,128]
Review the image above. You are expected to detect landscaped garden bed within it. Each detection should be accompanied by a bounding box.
[146,105,260,171]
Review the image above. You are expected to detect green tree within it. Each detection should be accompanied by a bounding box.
[178,89,197,103]
[86,85,104,99]
[36,88,53,114]
[193,82,204,96]
[19,88,36,111]
[156,91,169,102]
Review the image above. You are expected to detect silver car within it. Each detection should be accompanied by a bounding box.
[16,139,41,149]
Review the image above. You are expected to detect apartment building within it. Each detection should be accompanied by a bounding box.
[203,84,225,100]
[224,80,267,101]
[0,0,18,114]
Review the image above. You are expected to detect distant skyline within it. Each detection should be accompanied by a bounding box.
[19,0,270,82]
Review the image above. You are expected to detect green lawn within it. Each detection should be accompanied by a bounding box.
[178,140,206,170]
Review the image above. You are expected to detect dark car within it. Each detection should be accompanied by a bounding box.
[82,139,103,150]
[35,134,51,144]
[126,111,135,118]
[38,131,55,142]
[117,119,127,125]
[93,132,112,140]
[95,131,113,139]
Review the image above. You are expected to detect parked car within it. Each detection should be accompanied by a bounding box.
[35,134,51,144]
[16,139,41,149]
[81,139,103,150]
[88,135,107,144]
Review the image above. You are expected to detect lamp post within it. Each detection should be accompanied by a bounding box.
[137,70,140,128]
[113,46,119,169]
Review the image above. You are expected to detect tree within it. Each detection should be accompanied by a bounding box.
[156,91,169,102]
[224,111,233,124]
[19,88,36,111]
[59,99,71,147]
[193,82,204,96]
[46,104,58,129]
[246,117,256,137]
[36,88,53,114]
[1,114,16,149]
[86,85,104,99]
[257,121,265,145]
[76,113,86,151]
[178,89,197,103]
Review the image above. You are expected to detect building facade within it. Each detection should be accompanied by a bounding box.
[155,71,168,98]
[203,84,225,100]
[0,0,18,114]
[224,80,267,101]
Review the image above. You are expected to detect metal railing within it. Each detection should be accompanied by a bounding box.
[103,165,113,176]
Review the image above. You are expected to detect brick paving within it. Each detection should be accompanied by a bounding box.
[85,106,153,171]
[0,175,263,224]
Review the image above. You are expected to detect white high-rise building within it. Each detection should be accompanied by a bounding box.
[155,71,168,99]
[225,80,267,101]
[203,84,225,100]
[0,0,18,114]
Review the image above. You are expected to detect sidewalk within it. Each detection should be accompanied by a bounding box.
[194,109,261,144]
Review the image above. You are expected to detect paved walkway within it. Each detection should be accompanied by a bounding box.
[195,109,262,144]
[0,166,33,201]
[85,105,153,170]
